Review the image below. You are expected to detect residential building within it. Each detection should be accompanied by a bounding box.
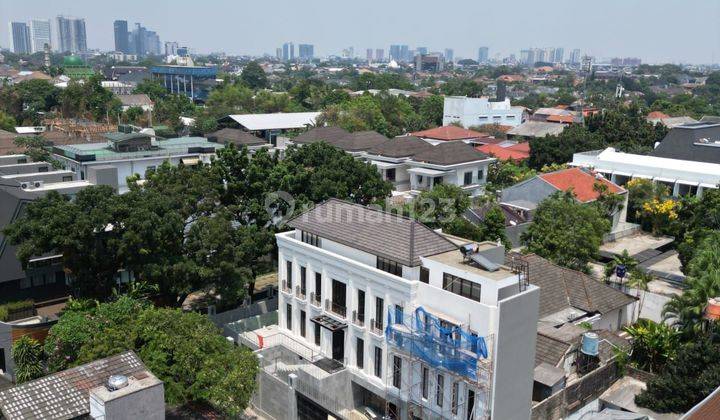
[366,48,373,62]
[55,16,87,53]
[553,47,564,64]
[477,142,530,163]
[220,111,321,145]
[249,199,540,419]
[283,42,295,61]
[0,155,93,302]
[164,41,179,57]
[410,125,491,146]
[298,44,314,61]
[276,47,282,60]
[117,94,154,111]
[415,53,445,72]
[507,121,566,140]
[442,96,525,128]
[375,48,384,62]
[28,19,52,53]
[51,132,224,193]
[151,64,218,102]
[8,22,31,54]
[529,107,580,124]
[570,49,582,65]
[205,128,271,152]
[464,204,531,248]
[291,126,388,156]
[0,351,164,418]
[113,20,129,53]
[389,45,402,62]
[572,122,720,197]
[478,47,489,63]
[129,23,161,56]
[365,136,495,198]
[444,48,454,63]
[500,167,629,235]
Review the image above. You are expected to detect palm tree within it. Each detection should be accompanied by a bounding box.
[624,319,680,373]
[11,336,44,383]
[605,249,638,286]
[628,269,653,321]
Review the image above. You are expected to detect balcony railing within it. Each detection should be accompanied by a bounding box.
[295,285,306,299]
[309,292,321,307]
[325,299,347,318]
[352,310,365,327]
[369,318,384,336]
[281,280,291,293]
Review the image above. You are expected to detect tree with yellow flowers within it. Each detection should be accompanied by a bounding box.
[641,197,678,236]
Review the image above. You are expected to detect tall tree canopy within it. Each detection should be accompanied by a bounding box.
[240,61,268,89]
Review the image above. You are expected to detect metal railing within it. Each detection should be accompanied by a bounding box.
[295,285,306,299]
[352,310,365,327]
[309,292,321,307]
[325,299,347,318]
[369,318,384,335]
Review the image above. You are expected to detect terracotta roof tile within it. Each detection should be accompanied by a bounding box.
[410,126,489,141]
[539,168,624,203]
[476,142,530,161]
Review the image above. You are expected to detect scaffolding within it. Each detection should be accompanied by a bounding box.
[384,306,494,419]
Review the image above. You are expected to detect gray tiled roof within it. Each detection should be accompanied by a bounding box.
[513,254,636,319]
[649,122,720,164]
[0,351,147,420]
[366,136,435,158]
[287,199,458,266]
[535,333,571,367]
[411,141,491,165]
[292,126,350,145]
[206,128,267,146]
[334,131,389,152]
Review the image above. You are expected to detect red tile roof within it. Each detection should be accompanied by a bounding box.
[647,111,670,119]
[546,114,575,124]
[539,168,624,203]
[410,125,489,141]
[476,142,530,161]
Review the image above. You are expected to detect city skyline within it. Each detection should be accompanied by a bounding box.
[1,0,719,63]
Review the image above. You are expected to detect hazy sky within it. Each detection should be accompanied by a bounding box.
[2,0,719,64]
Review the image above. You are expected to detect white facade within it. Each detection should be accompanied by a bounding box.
[443,97,524,128]
[29,19,52,53]
[274,230,540,419]
[572,147,720,197]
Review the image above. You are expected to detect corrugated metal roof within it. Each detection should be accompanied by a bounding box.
[227,112,321,131]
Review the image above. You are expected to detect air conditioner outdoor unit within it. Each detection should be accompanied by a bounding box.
[34,181,43,188]
[20,182,30,189]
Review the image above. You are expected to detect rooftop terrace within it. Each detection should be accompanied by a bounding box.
[53,136,224,162]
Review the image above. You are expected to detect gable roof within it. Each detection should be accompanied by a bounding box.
[410,126,489,141]
[538,167,625,203]
[516,253,636,319]
[465,203,528,227]
[367,136,435,158]
[287,199,458,266]
[117,94,153,107]
[476,142,530,161]
[0,351,148,420]
[411,141,491,165]
[649,122,720,164]
[206,128,267,146]
[292,126,350,145]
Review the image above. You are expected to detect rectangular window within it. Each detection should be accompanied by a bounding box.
[436,374,445,407]
[386,168,396,182]
[62,176,73,182]
[301,231,320,247]
[300,310,306,337]
[395,305,403,325]
[374,347,382,378]
[286,304,292,330]
[357,290,365,323]
[443,273,481,302]
[417,175,424,185]
[434,176,443,185]
[477,169,484,181]
[375,297,384,330]
[463,171,473,185]
[393,356,402,388]
[421,365,429,399]
[315,272,322,300]
[356,338,364,369]
[377,256,402,277]
[314,322,321,345]
[452,382,459,415]
[286,261,293,288]
[300,266,306,295]
[420,267,430,284]
[38,166,48,173]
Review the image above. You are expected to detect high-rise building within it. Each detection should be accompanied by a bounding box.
[113,20,129,53]
[478,46,489,63]
[444,48,454,63]
[399,45,410,62]
[570,49,581,65]
[554,47,564,64]
[282,42,295,61]
[275,48,282,60]
[9,22,31,54]
[389,45,401,61]
[298,44,314,61]
[29,20,52,53]
[366,48,373,62]
[128,23,161,57]
[55,16,87,53]
[164,41,178,57]
[375,48,384,62]
[416,46,428,55]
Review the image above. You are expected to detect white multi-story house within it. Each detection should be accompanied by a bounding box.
[443,96,525,128]
[246,199,540,420]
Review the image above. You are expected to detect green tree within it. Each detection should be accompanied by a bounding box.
[133,79,168,101]
[418,95,444,126]
[522,192,611,272]
[676,189,720,269]
[13,135,59,166]
[0,110,17,131]
[11,336,44,383]
[44,297,258,416]
[604,249,638,283]
[623,318,680,374]
[205,83,254,118]
[413,184,471,228]
[240,61,268,89]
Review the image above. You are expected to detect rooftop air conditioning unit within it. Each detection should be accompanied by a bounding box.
[33,181,43,188]
[20,182,30,189]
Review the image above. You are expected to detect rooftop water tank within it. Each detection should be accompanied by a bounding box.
[580,332,599,356]
[705,297,720,321]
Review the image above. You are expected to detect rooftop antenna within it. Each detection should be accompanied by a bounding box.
[580,55,593,126]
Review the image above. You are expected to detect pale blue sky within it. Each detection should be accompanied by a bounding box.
[2,0,719,63]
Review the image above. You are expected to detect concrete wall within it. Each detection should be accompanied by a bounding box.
[253,370,293,420]
[491,285,540,420]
